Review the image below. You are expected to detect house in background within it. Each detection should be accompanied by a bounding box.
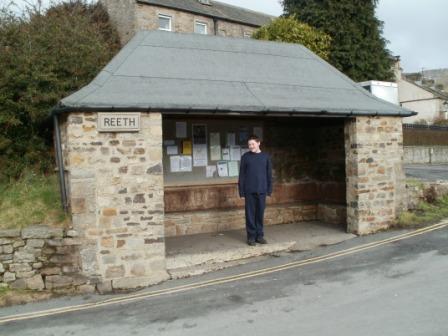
[360,58,448,124]
[394,58,448,124]
[405,68,448,94]
[101,0,274,44]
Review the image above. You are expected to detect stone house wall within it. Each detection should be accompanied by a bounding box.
[101,0,262,44]
[215,19,257,38]
[101,0,137,45]
[135,4,216,35]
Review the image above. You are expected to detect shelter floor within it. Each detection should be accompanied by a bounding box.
[165,221,356,279]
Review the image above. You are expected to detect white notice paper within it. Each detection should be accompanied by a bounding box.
[180,155,192,172]
[193,144,208,167]
[222,147,230,161]
[217,161,229,177]
[166,145,178,155]
[176,122,187,138]
[228,161,239,177]
[210,145,222,161]
[206,165,217,178]
[170,155,192,172]
[230,145,241,161]
[170,155,181,173]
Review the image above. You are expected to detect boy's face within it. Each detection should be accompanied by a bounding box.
[248,139,260,152]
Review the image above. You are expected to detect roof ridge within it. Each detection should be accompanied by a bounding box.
[211,0,275,18]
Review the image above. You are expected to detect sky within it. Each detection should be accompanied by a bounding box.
[4,0,447,73]
[217,0,448,73]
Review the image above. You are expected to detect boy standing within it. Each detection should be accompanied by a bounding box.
[238,134,273,246]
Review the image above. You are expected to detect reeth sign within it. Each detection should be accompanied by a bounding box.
[97,112,140,132]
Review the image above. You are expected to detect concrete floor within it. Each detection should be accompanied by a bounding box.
[165,221,356,278]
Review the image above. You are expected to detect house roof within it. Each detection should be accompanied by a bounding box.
[136,0,274,27]
[405,79,448,101]
[54,30,417,117]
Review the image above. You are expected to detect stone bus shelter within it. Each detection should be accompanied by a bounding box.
[52,31,416,290]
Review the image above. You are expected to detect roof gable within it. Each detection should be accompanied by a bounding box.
[57,30,416,117]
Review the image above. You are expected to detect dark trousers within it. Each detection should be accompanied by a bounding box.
[244,192,266,241]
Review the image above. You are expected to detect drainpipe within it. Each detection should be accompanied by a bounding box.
[213,17,218,35]
[52,112,69,213]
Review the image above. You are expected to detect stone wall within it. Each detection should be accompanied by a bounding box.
[345,116,407,234]
[164,202,345,237]
[215,20,257,38]
[101,0,137,45]
[0,225,95,293]
[101,0,261,44]
[165,203,318,237]
[404,146,448,164]
[136,4,216,36]
[64,111,169,290]
[406,181,448,210]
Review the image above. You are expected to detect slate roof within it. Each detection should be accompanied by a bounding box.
[55,30,417,117]
[405,79,448,101]
[136,0,274,27]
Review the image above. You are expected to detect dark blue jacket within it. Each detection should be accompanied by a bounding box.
[238,151,273,197]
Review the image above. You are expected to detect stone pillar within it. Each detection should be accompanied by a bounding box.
[65,112,168,290]
[345,116,407,235]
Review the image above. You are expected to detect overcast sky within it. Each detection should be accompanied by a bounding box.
[219,0,448,73]
[4,0,447,73]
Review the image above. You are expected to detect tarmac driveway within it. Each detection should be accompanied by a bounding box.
[405,164,448,181]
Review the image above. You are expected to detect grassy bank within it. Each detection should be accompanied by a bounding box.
[0,171,69,230]
[396,195,448,227]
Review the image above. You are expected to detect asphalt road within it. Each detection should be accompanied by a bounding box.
[1,222,447,335]
[405,164,448,181]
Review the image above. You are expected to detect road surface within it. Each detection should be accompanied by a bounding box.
[1,222,447,335]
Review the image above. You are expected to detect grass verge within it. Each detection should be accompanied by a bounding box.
[395,195,448,228]
[0,287,55,307]
[0,170,70,230]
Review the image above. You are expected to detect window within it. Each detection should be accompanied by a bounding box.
[158,14,172,31]
[194,21,208,35]
[243,31,252,39]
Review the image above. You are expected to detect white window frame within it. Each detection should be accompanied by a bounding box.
[158,14,172,31]
[243,31,252,39]
[194,20,208,35]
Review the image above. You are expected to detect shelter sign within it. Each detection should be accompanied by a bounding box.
[98,113,140,132]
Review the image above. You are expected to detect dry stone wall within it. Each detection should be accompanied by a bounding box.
[0,225,94,293]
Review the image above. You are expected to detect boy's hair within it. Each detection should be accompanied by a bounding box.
[247,134,260,143]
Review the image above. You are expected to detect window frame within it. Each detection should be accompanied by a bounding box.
[194,20,208,35]
[158,14,172,32]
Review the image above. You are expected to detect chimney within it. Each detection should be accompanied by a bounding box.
[393,55,403,82]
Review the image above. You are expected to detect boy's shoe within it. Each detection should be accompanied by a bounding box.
[256,237,267,244]
[247,239,256,246]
